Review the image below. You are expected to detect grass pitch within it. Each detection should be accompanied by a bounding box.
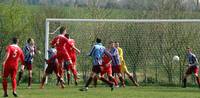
[1,84,200,98]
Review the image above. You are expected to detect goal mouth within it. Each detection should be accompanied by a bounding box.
[45,18,200,84]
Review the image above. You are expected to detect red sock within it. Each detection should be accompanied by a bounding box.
[12,78,17,92]
[110,77,118,86]
[100,77,113,87]
[2,78,8,93]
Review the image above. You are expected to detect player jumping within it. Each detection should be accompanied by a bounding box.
[2,37,25,97]
[50,26,73,88]
[64,34,80,86]
[40,45,60,89]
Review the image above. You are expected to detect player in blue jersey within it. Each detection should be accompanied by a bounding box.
[182,47,200,88]
[80,38,114,91]
[17,38,40,88]
[109,41,125,87]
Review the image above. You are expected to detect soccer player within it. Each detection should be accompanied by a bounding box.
[80,38,114,91]
[109,41,125,87]
[115,42,139,86]
[17,38,40,88]
[50,26,72,88]
[64,34,80,85]
[40,46,59,89]
[182,47,200,88]
[93,49,118,87]
[2,37,25,97]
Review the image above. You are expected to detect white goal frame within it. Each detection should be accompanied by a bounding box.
[45,18,200,69]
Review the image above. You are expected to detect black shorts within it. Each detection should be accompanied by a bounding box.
[92,65,102,73]
[45,60,58,75]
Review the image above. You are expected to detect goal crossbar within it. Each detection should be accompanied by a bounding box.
[45,18,200,69]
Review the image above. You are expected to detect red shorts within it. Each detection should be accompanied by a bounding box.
[56,51,71,65]
[112,65,121,73]
[3,65,17,79]
[186,66,199,76]
[25,61,32,70]
[101,64,112,76]
[92,66,102,73]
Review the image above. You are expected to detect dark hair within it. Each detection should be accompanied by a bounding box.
[60,26,66,34]
[12,37,19,44]
[27,38,32,43]
[109,41,114,44]
[64,33,69,38]
[96,38,101,43]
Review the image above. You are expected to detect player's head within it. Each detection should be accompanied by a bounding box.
[96,38,102,43]
[27,38,35,45]
[186,47,192,53]
[109,41,115,48]
[12,37,19,44]
[115,41,119,48]
[64,33,70,39]
[60,26,67,34]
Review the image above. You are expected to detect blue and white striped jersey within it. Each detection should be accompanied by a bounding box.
[88,43,105,66]
[187,52,199,66]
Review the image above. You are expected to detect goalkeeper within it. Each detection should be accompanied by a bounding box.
[115,42,139,86]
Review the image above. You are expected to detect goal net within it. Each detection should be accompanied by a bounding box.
[45,19,200,85]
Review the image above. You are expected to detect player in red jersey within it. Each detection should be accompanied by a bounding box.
[2,37,25,97]
[64,34,80,85]
[93,49,118,87]
[50,26,73,88]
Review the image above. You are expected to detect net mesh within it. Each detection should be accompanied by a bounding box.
[48,21,200,85]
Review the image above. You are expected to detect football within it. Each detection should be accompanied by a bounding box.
[173,55,180,62]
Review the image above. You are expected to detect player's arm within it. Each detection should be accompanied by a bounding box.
[72,45,81,54]
[2,47,10,72]
[191,55,199,66]
[51,37,58,47]
[87,46,95,56]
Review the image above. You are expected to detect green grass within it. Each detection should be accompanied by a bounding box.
[1,84,200,98]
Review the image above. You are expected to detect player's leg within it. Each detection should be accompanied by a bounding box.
[64,61,71,85]
[106,67,118,87]
[28,69,33,88]
[71,57,78,85]
[40,73,48,89]
[113,66,125,87]
[10,67,18,97]
[2,67,9,97]
[123,64,139,86]
[182,67,191,88]
[80,66,98,91]
[97,66,114,91]
[17,63,27,86]
[193,66,200,88]
[93,75,98,87]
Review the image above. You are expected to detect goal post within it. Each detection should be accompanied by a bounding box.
[45,18,200,84]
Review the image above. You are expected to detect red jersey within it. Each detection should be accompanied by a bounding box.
[65,39,76,57]
[51,34,71,54]
[4,44,24,67]
[102,53,112,67]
